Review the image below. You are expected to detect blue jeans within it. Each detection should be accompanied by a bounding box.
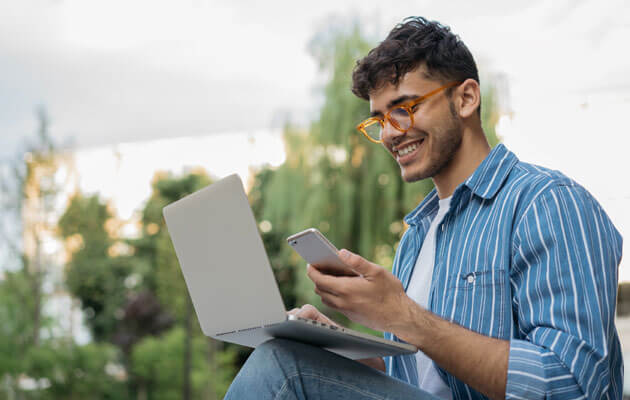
[224,339,438,399]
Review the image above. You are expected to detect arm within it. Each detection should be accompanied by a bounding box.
[502,184,622,399]
[307,259,508,399]
[391,298,508,399]
[308,184,621,399]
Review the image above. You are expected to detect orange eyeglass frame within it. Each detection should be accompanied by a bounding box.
[356,81,462,143]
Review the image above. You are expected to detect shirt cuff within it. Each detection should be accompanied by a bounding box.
[506,339,547,399]
[506,338,584,400]
[505,339,586,400]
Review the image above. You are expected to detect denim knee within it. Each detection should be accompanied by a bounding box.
[250,338,299,369]
[224,339,300,399]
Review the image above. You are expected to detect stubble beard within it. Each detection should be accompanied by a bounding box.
[403,100,463,182]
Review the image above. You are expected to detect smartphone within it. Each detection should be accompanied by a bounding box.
[287,228,360,277]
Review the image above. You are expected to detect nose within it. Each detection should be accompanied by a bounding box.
[381,119,405,145]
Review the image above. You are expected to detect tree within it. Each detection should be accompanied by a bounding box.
[0,108,67,398]
[58,194,132,342]
[0,268,38,395]
[251,24,432,332]
[23,341,127,400]
[131,327,237,400]
[131,171,235,400]
[57,170,239,399]
[16,107,61,348]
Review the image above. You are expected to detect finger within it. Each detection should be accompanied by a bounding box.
[315,287,344,310]
[313,285,340,300]
[287,308,300,316]
[298,304,321,320]
[300,304,338,326]
[307,264,351,295]
[337,249,375,277]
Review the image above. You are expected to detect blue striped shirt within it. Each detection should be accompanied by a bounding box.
[384,144,623,399]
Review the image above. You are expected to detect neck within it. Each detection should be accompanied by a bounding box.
[433,127,490,199]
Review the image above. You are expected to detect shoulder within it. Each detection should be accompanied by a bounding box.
[506,160,621,246]
[502,159,590,222]
[509,159,576,196]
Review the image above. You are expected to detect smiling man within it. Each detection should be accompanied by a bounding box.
[225,17,623,400]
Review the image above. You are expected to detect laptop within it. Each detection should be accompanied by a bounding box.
[162,173,417,360]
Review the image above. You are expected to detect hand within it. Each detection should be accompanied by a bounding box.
[307,249,411,332]
[288,303,385,372]
[287,304,340,327]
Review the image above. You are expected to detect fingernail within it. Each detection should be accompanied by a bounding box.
[339,249,349,258]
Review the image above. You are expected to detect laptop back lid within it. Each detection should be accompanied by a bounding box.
[163,174,287,336]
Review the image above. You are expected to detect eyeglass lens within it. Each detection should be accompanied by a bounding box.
[390,108,412,130]
[364,107,413,141]
[364,122,383,142]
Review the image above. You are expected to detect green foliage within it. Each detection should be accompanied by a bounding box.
[129,171,245,399]
[54,170,238,399]
[57,194,111,250]
[207,344,239,398]
[131,327,237,400]
[250,24,433,334]
[0,269,37,377]
[58,194,132,342]
[481,81,501,148]
[134,172,212,320]
[23,341,127,400]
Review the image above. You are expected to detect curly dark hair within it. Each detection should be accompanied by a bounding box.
[351,17,479,104]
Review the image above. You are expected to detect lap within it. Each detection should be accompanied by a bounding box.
[225,338,437,400]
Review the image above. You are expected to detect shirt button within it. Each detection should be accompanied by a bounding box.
[466,274,475,284]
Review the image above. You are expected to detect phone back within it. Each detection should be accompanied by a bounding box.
[289,230,354,275]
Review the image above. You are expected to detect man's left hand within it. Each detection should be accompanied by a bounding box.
[306,248,411,332]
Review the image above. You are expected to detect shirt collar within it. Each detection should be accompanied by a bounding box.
[404,189,439,226]
[463,144,518,200]
[404,144,518,225]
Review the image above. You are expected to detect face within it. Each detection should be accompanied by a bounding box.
[369,70,463,182]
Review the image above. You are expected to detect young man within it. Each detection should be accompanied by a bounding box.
[225,17,623,400]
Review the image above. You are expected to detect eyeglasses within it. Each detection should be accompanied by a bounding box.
[356,81,461,144]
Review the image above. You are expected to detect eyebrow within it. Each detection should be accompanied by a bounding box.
[370,94,420,117]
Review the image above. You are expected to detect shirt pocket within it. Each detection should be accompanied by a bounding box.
[448,269,505,290]
[442,268,509,338]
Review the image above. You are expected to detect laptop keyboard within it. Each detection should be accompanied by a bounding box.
[295,316,340,331]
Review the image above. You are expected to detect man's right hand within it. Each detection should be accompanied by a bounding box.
[287,304,339,327]
[286,304,386,372]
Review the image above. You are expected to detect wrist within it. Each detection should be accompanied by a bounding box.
[388,295,432,349]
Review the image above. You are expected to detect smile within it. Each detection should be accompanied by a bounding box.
[394,139,424,161]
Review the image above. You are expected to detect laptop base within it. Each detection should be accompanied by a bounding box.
[215,317,416,360]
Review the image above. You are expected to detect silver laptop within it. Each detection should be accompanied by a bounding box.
[162,173,416,360]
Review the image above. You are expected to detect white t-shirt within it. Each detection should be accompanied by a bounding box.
[405,195,452,399]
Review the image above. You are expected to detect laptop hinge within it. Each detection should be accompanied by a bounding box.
[215,321,286,337]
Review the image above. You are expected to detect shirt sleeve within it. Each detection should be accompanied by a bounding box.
[506,183,622,399]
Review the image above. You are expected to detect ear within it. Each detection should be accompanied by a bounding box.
[454,78,481,119]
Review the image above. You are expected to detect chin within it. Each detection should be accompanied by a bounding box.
[400,156,445,182]
[400,166,431,183]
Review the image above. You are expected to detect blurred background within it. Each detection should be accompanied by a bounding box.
[1,0,629,399]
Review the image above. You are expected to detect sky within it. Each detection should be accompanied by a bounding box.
[1,0,629,276]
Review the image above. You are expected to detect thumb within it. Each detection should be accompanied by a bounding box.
[338,249,373,277]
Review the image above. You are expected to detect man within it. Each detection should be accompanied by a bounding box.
[225,16,623,399]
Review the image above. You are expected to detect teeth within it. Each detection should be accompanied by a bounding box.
[397,142,419,156]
